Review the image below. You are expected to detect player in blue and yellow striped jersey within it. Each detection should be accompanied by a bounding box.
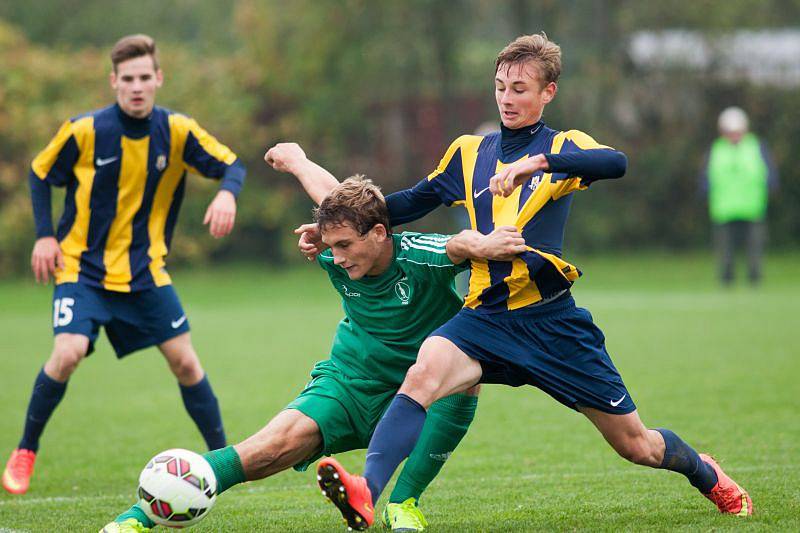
[320,34,752,528]
[2,35,244,495]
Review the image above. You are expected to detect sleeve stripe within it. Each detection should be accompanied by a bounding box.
[410,235,450,245]
[401,235,449,250]
[396,257,454,268]
[31,120,75,179]
[401,242,448,254]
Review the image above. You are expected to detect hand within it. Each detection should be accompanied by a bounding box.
[489,154,549,197]
[203,190,237,238]
[294,223,328,261]
[477,226,528,261]
[31,237,64,284]
[265,143,307,174]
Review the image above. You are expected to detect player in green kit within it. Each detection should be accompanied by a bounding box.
[101,144,527,532]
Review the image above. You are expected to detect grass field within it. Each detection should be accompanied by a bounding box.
[0,253,798,531]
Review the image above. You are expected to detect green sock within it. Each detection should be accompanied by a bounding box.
[389,393,478,504]
[115,503,155,528]
[203,445,246,494]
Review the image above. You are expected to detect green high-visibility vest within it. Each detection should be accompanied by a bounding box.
[707,133,768,223]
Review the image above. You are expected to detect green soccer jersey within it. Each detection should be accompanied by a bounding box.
[317,232,468,386]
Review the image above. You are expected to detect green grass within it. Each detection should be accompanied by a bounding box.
[0,253,798,531]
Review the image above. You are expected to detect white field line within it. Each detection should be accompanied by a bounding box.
[0,462,790,508]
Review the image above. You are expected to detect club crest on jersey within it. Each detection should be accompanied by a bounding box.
[394,281,411,305]
[156,154,167,171]
[528,172,543,192]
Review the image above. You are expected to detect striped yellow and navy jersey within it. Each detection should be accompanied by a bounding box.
[29,103,245,292]
[386,121,626,313]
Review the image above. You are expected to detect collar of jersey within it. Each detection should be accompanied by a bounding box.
[114,103,152,139]
[499,120,545,162]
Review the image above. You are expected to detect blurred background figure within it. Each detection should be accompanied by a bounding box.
[700,107,779,286]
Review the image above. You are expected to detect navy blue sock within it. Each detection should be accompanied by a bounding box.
[656,428,718,493]
[18,368,68,452]
[179,375,226,451]
[363,394,427,505]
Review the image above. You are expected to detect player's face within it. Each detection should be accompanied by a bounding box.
[321,223,391,280]
[110,55,163,118]
[495,61,556,129]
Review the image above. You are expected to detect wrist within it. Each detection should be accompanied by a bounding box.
[216,188,236,200]
[536,153,550,171]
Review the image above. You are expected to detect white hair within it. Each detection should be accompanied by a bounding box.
[718,107,749,133]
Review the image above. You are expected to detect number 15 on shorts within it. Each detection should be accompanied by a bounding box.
[53,297,75,327]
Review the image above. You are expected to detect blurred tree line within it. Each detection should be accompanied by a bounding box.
[1,0,798,276]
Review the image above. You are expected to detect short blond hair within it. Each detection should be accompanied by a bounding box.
[495,32,561,85]
[314,176,391,235]
[111,34,159,72]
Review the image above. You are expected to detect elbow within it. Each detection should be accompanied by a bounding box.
[610,151,627,179]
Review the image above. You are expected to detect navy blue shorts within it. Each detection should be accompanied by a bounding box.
[52,283,190,357]
[432,294,636,415]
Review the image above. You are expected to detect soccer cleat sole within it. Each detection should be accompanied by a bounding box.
[317,463,369,531]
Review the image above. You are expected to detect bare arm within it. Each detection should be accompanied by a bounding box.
[446,226,528,264]
[265,143,339,205]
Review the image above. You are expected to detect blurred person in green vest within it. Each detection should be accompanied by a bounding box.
[700,107,779,286]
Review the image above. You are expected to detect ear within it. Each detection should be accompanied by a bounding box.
[541,82,557,104]
[372,224,389,241]
[155,68,164,88]
[110,70,117,90]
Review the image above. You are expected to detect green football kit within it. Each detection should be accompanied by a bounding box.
[112,232,478,529]
[287,232,475,478]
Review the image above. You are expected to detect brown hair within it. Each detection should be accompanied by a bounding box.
[110,34,159,72]
[495,32,561,85]
[313,175,391,235]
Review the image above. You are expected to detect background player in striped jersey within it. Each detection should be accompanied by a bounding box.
[100,144,525,532]
[3,34,245,495]
[317,33,752,529]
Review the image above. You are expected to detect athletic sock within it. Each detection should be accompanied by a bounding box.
[115,503,155,528]
[203,445,246,494]
[389,393,477,504]
[655,428,718,493]
[18,368,68,452]
[363,393,427,505]
[179,375,227,450]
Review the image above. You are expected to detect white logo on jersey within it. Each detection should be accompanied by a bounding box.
[473,186,491,199]
[528,173,543,192]
[95,155,118,167]
[342,285,360,297]
[395,281,411,305]
[156,154,167,171]
[171,315,187,329]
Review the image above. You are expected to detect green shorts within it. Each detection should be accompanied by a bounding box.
[286,359,397,471]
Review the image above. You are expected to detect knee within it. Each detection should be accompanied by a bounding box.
[169,354,203,383]
[48,337,87,379]
[403,362,442,397]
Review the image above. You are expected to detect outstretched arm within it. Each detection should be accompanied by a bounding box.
[445,226,528,264]
[490,149,627,197]
[265,143,339,205]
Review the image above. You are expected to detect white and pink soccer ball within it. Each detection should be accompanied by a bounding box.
[137,448,217,528]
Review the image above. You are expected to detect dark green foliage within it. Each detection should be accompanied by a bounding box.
[0,2,798,277]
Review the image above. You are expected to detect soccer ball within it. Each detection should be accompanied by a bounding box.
[137,448,217,528]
